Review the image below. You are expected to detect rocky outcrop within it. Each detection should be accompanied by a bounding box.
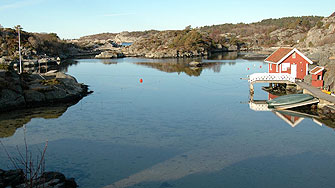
[302,44,335,91]
[0,71,90,112]
[95,51,124,59]
[303,16,335,47]
[0,169,77,188]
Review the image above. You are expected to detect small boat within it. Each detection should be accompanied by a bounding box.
[267,94,315,108]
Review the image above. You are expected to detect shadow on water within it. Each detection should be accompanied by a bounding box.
[0,101,79,138]
[140,151,335,188]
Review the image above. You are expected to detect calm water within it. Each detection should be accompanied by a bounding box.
[1,55,335,188]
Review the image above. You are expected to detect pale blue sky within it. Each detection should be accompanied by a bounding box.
[0,0,333,39]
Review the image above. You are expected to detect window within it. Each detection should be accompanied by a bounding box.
[282,63,290,71]
[292,53,296,59]
[318,75,322,80]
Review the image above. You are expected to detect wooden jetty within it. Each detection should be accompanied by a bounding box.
[297,82,335,106]
[248,72,335,108]
[248,73,296,94]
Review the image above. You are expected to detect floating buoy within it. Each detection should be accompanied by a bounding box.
[139,78,143,83]
[260,66,262,68]
[247,68,250,71]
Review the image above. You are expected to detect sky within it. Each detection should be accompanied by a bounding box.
[0,0,333,39]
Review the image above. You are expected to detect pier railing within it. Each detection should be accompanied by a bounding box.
[249,100,271,111]
[248,73,296,84]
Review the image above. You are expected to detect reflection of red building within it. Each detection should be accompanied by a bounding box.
[265,48,314,80]
[310,66,325,88]
[273,111,304,127]
[268,93,278,100]
[268,93,304,127]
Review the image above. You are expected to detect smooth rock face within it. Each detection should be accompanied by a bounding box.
[95,51,124,59]
[0,71,89,112]
[24,90,46,103]
[0,89,26,109]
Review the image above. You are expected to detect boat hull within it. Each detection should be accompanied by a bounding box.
[267,94,314,108]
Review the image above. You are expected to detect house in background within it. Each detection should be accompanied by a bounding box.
[264,47,314,80]
[310,66,325,88]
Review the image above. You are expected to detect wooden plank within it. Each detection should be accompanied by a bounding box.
[326,105,335,110]
[296,82,335,104]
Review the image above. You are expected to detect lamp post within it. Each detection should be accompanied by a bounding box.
[18,26,22,74]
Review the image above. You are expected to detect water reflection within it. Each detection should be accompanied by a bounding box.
[2,56,335,188]
[135,61,230,76]
[0,102,78,138]
[135,62,204,76]
[249,92,335,129]
[209,52,239,60]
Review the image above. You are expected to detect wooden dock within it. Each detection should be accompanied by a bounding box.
[296,82,335,105]
[248,73,295,94]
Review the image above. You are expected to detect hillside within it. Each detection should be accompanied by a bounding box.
[123,28,218,58]
[200,16,323,47]
[0,26,83,64]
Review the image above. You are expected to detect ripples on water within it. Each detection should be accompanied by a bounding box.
[1,54,335,188]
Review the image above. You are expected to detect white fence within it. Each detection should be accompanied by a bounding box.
[248,73,296,83]
[249,101,271,111]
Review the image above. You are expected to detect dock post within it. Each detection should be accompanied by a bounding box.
[250,83,254,95]
[250,91,254,102]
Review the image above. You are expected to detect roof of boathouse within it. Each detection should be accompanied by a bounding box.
[264,47,314,65]
[310,66,325,75]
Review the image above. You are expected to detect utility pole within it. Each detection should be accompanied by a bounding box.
[18,26,22,74]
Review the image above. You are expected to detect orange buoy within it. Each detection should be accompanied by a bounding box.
[139,78,143,83]
[260,66,262,68]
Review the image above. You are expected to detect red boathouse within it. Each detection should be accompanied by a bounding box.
[310,66,325,88]
[264,48,314,80]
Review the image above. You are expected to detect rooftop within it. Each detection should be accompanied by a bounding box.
[265,47,293,63]
[310,66,325,75]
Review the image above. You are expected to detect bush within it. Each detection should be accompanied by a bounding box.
[317,21,323,28]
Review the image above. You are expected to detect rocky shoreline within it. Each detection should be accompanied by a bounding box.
[0,70,91,112]
[0,169,77,188]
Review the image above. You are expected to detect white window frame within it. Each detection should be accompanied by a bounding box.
[276,64,278,72]
[282,63,290,71]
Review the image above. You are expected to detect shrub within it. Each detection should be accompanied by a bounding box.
[317,21,323,28]
[309,41,314,47]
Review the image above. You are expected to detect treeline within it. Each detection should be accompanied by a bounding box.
[130,27,216,53]
[201,16,323,35]
[79,30,160,41]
